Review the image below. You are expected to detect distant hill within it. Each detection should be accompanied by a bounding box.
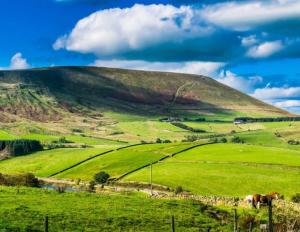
[0,66,291,123]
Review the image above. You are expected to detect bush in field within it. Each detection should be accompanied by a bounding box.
[94,171,110,184]
[174,186,183,195]
[0,139,42,157]
[219,137,227,143]
[292,193,300,203]
[0,173,39,187]
[231,136,244,144]
[156,138,162,143]
[288,140,300,145]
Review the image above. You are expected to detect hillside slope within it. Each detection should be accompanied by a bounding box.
[0,66,289,123]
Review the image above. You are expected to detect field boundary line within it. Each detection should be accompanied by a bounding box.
[48,143,153,177]
[48,149,115,177]
[114,142,214,181]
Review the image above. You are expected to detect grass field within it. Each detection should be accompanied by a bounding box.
[0,147,115,177]
[55,142,201,180]
[0,186,232,232]
[124,143,300,197]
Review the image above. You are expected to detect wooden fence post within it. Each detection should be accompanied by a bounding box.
[268,199,273,232]
[248,221,253,232]
[45,215,49,232]
[233,208,238,232]
[171,215,175,232]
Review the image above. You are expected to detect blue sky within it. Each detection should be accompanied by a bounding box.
[1,0,300,113]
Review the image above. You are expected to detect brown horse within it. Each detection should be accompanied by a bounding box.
[251,192,279,209]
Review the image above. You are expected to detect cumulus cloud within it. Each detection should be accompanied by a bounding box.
[92,59,224,76]
[274,100,300,108]
[246,40,284,58]
[54,4,209,55]
[201,0,300,31]
[53,4,242,61]
[9,53,30,70]
[252,86,300,99]
[216,70,263,93]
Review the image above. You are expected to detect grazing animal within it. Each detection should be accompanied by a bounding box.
[247,192,279,209]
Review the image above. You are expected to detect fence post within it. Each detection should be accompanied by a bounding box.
[268,199,273,232]
[249,221,253,232]
[233,208,238,232]
[171,215,175,232]
[45,215,49,232]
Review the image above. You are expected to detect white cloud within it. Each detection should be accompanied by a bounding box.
[216,70,263,93]
[274,100,300,108]
[202,0,300,31]
[53,4,212,56]
[246,40,284,58]
[9,53,30,70]
[0,53,30,70]
[252,86,300,100]
[241,35,259,47]
[92,59,224,76]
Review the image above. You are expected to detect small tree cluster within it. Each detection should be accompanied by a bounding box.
[0,173,39,187]
[171,122,206,133]
[288,140,300,145]
[156,138,171,143]
[94,171,110,184]
[231,136,244,144]
[0,139,42,156]
[291,193,300,203]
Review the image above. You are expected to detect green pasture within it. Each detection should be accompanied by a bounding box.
[125,162,300,198]
[0,186,232,231]
[0,147,114,177]
[55,142,201,180]
[124,143,300,197]
[171,143,300,166]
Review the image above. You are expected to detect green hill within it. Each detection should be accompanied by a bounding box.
[0,66,292,142]
[0,66,289,121]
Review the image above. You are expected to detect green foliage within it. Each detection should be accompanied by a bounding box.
[0,139,42,156]
[288,139,300,145]
[231,136,244,144]
[94,171,110,184]
[219,137,227,143]
[292,193,300,203]
[0,173,38,187]
[174,186,183,195]
[171,122,206,133]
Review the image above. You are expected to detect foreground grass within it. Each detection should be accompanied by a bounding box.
[0,147,114,177]
[0,186,231,232]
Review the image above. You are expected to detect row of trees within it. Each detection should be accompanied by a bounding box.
[171,122,206,133]
[0,139,42,156]
[234,116,300,123]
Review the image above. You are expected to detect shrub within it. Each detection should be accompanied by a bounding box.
[94,171,110,184]
[171,122,206,133]
[71,128,83,133]
[55,184,67,193]
[288,140,300,145]
[219,137,227,143]
[292,193,300,203]
[0,173,39,187]
[174,186,183,195]
[156,138,162,143]
[231,136,244,144]
[88,181,96,192]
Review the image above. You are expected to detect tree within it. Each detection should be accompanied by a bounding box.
[94,171,110,184]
